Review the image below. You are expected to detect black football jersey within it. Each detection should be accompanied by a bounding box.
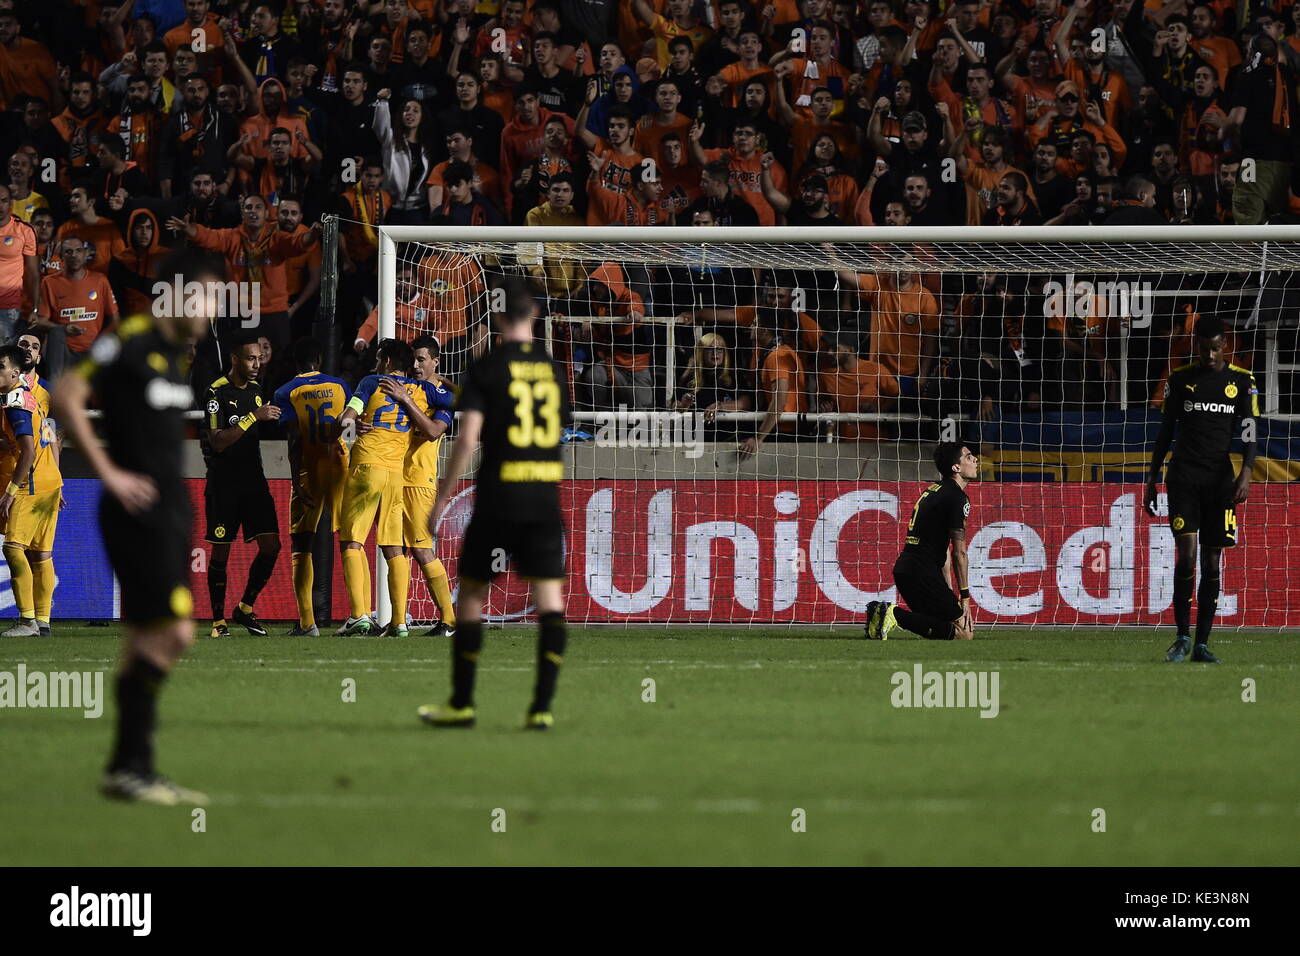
[1162,362,1258,484]
[459,340,570,519]
[78,315,193,493]
[902,477,970,568]
[201,374,267,473]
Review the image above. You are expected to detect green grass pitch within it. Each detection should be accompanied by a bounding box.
[1,626,1296,866]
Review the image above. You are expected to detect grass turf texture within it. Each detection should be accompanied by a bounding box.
[1,626,1296,866]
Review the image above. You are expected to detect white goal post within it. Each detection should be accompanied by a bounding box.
[372,225,1300,629]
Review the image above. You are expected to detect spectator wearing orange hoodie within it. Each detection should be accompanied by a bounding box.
[238,77,311,161]
[109,208,165,317]
[168,193,321,353]
[499,86,575,220]
[50,73,108,172]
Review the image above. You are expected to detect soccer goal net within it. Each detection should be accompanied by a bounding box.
[375,225,1300,630]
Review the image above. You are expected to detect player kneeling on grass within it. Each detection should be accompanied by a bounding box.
[52,248,216,806]
[419,277,570,730]
[866,442,979,641]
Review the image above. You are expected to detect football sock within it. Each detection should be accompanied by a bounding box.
[108,656,166,776]
[531,612,567,714]
[449,620,483,709]
[208,555,228,622]
[240,550,278,608]
[894,607,953,640]
[423,559,456,625]
[1196,566,1220,645]
[1173,561,1194,639]
[291,552,315,628]
[341,548,371,618]
[386,553,410,627]
[3,543,33,619]
[30,556,53,622]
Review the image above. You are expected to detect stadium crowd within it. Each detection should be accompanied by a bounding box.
[0,0,1291,442]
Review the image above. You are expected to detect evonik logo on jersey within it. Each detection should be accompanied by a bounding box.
[1185,401,1235,414]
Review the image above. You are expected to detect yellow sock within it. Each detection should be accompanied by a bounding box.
[4,543,33,619]
[30,556,53,622]
[387,553,410,628]
[291,552,315,628]
[422,559,456,625]
[341,548,371,618]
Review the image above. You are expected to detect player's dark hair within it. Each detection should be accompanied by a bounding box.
[99,135,126,158]
[377,338,415,376]
[933,442,966,479]
[549,171,576,189]
[291,336,322,370]
[496,276,538,325]
[15,329,45,348]
[411,334,441,358]
[229,330,262,357]
[668,35,694,54]
[1194,315,1225,340]
[0,344,27,370]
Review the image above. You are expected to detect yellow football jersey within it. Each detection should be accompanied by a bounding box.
[347,374,454,471]
[403,434,444,488]
[273,370,350,466]
[3,383,60,495]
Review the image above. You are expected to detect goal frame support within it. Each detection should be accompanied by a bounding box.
[372,225,1300,627]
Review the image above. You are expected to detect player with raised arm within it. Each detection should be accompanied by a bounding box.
[52,249,214,805]
[272,337,350,636]
[1145,316,1258,664]
[866,443,979,641]
[418,277,570,730]
[336,339,454,638]
[200,333,282,638]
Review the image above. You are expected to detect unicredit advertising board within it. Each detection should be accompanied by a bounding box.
[8,480,1296,627]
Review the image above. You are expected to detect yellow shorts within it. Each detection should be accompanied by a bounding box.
[290,453,349,535]
[339,463,404,547]
[6,487,60,552]
[403,485,437,549]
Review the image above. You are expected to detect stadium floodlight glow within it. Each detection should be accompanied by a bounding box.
[374,225,1300,629]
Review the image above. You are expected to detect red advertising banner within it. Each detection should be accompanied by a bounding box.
[187,479,1299,627]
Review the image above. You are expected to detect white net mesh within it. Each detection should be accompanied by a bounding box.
[380,228,1300,629]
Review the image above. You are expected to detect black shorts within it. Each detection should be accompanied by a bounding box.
[460,511,566,582]
[204,470,278,544]
[1167,474,1238,549]
[102,492,193,625]
[893,553,962,623]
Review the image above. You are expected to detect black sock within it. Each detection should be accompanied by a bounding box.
[531,612,567,714]
[1173,561,1194,637]
[240,550,279,608]
[208,558,227,621]
[894,607,954,640]
[1196,568,1220,645]
[450,620,484,709]
[107,656,167,776]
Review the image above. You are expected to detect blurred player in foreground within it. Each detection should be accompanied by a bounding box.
[53,249,216,805]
